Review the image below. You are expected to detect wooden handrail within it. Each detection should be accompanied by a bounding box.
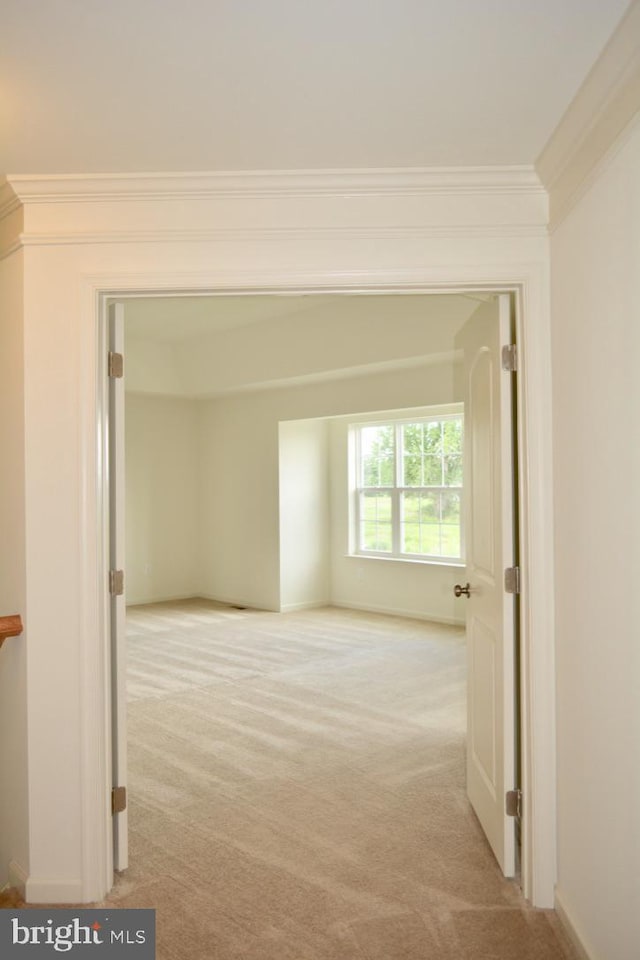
[0,615,23,650]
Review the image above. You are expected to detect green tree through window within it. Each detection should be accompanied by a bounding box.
[354,414,464,561]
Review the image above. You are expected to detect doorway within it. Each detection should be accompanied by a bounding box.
[106,290,522,891]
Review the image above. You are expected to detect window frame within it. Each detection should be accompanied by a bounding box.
[350,406,464,564]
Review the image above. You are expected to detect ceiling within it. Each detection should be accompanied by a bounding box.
[122,294,345,342]
[123,292,482,345]
[0,0,631,174]
[123,292,485,397]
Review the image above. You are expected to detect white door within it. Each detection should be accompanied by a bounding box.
[456,294,516,876]
[108,301,128,871]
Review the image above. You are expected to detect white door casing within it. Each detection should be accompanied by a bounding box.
[108,286,519,882]
[89,268,554,911]
[108,302,128,872]
[0,170,554,908]
[457,293,516,875]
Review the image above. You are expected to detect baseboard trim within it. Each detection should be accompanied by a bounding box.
[125,592,200,608]
[554,889,598,960]
[280,601,328,613]
[25,877,85,905]
[8,860,28,899]
[199,593,278,613]
[332,600,464,627]
[163,594,464,625]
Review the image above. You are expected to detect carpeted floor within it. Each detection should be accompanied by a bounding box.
[108,599,575,960]
[2,599,576,959]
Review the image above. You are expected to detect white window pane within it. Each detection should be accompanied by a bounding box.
[401,423,422,456]
[402,522,421,553]
[440,524,461,557]
[402,455,422,486]
[444,455,463,486]
[423,455,443,485]
[355,415,463,561]
[441,491,460,522]
[360,492,392,553]
[423,421,443,454]
[443,418,463,454]
[420,525,441,555]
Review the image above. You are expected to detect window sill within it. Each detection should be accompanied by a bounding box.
[346,554,465,569]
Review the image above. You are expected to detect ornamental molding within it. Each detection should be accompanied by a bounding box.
[0,223,549,263]
[20,222,549,245]
[0,166,549,260]
[1,166,544,208]
[0,179,22,219]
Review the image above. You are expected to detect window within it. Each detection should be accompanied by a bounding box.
[352,411,464,562]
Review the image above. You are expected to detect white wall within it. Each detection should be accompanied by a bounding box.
[199,360,466,618]
[125,394,200,605]
[124,293,479,399]
[124,336,184,397]
[279,419,330,611]
[551,118,640,960]
[125,349,464,619]
[0,170,554,905]
[199,394,282,610]
[0,251,29,890]
[174,294,477,396]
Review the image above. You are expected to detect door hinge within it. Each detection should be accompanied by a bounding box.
[108,352,124,378]
[504,566,521,595]
[111,786,127,815]
[109,569,124,596]
[506,788,522,818]
[501,343,517,372]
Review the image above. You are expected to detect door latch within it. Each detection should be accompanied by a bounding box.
[454,582,471,598]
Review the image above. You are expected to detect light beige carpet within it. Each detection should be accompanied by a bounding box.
[109,600,576,959]
[3,600,576,960]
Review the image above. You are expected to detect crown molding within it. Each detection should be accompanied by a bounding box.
[2,166,544,205]
[1,166,547,259]
[0,240,22,262]
[1,223,548,263]
[15,222,548,246]
[536,0,640,228]
[0,178,24,260]
[0,178,21,220]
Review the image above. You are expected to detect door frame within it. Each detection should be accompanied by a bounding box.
[88,266,555,908]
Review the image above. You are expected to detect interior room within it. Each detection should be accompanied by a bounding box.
[1,3,638,959]
[107,292,554,957]
[122,292,476,619]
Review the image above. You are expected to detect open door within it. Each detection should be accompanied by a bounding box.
[108,301,128,872]
[455,293,517,876]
